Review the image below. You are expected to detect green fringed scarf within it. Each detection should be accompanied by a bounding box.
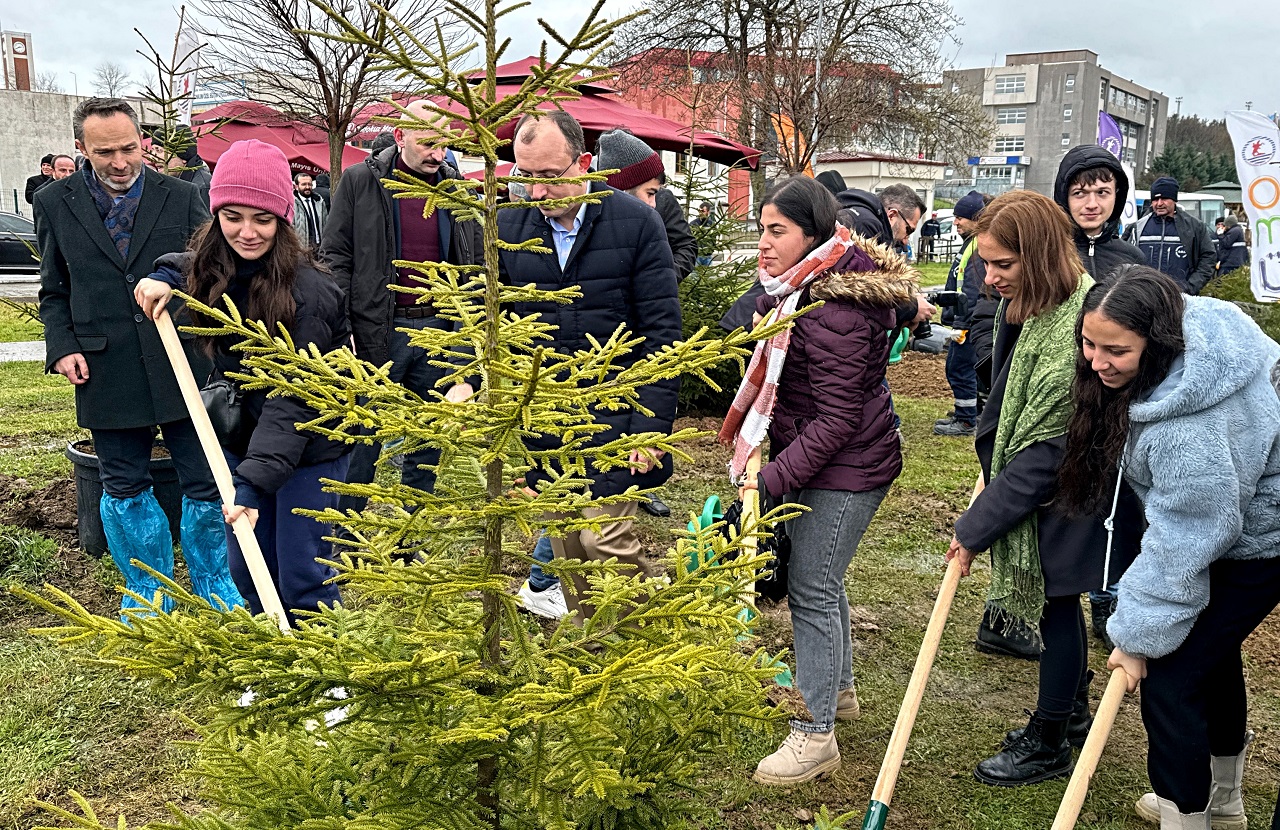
[987,274,1093,634]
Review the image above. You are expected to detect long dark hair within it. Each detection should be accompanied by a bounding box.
[1056,266,1185,516]
[760,175,838,256]
[186,211,307,350]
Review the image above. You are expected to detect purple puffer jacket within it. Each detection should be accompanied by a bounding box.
[756,239,917,498]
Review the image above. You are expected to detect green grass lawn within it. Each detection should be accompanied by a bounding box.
[0,303,43,344]
[916,261,951,288]
[0,375,1277,829]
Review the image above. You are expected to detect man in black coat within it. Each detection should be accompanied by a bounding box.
[25,154,54,205]
[321,99,480,501]
[1123,176,1217,294]
[1216,214,1248,278]
[1054,145,1145,285]
[1053,145,1146,647]
[470,110,681,622]
[35,98,235,616]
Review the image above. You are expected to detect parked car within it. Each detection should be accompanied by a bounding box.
[0,212,40,275]
[919,209,965,263]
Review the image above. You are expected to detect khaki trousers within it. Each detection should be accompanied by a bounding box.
[547,500,654,621]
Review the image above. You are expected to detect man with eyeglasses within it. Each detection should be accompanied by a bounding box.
[453,110,679,623]
[321,100,480,505]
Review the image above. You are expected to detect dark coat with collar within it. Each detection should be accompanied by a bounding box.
[753,238,915,498]
[953,302,1142,596]
[319,146,480,367]
[497,184,681,498]
[35,167,211,430]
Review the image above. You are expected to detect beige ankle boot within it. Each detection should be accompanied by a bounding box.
[836,686,861,721]
[1145,795,1211,829]
[752,728,840,785]
[1136,731,1253,830]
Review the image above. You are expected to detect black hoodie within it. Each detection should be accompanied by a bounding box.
[1054,145,1144,282]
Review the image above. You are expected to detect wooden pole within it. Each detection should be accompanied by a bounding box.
[862,475,984,830]
[154,311,291,633]
[1050,668,1130,830]
[742,448,763,601]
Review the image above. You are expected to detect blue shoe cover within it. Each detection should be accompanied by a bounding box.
[181,497,246,610]
[100,489,175,616]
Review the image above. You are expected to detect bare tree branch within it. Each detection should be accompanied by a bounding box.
[610,0,993,175]
[189,0,470,187]
[92,61,133,97]
[33,71,63,93]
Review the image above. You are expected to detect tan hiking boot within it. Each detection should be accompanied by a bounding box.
[752,728,840,786]
[836,686,861,720]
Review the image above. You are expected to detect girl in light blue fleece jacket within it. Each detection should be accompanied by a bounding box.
[1057,265,1280,830]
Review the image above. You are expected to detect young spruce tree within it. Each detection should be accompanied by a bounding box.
[25,1,800,828]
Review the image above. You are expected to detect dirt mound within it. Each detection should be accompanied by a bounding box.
[887,351,949,400]
[3,476,78,531]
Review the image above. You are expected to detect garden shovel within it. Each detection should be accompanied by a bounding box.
[861,475,983,830]
[1050,668,1130,830]
[154,310,291,633]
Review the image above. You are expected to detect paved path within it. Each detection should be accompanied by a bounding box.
[0,341,44,362]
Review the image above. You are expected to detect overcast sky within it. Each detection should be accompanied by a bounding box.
[6,0,1276,121]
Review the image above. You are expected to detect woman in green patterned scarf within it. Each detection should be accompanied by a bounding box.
[944,191,1142,788]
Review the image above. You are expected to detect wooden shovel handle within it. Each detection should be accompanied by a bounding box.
[154,310,291,633]
[868,474,984,809]
[1050,668,1130,830]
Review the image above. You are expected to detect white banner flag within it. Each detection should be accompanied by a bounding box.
[1225,110,1280,302]
[175,25,201,125]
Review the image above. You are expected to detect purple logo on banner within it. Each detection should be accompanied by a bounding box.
[1098,112,1123,158]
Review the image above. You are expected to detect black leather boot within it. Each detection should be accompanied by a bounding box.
[1090,596,1117,649]
[975,601,1041,661]
[975,711,1074,787]
[1003,670,1094,749]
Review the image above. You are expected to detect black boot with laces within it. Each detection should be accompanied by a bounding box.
[975,711,1073,787]
[1003,670,1094,749]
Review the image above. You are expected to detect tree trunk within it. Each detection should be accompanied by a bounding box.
[329,131,345,191]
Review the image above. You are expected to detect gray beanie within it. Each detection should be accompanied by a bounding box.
[596,129,664,191]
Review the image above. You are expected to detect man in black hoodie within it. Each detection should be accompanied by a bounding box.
[1054,145,1144,648]
[1054,146,1145,285]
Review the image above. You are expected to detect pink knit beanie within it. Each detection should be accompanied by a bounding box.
[209,139,295,223]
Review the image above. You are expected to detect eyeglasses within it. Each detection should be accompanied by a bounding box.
[892,209,918,237]
[508,157,582,201]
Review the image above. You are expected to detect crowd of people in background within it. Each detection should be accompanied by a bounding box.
[30,96,1280,830]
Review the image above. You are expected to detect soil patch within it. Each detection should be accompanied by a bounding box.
[5,477,78,531]
[886,351,949,400]
[1244,607,1280,670]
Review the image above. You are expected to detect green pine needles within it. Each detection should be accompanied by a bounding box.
[20,1,807,828]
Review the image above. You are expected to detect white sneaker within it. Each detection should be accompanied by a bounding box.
[517,580,568,619]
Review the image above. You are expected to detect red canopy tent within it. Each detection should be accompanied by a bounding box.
[351,58,759,167]
[189,101,369,174]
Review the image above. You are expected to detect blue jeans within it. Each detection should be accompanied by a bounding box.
[944,337,978,423]
[528,533,557,591]
[225,451,350,622]
[340,314,452,512]
[1089,586,1118,605]
[786,485,889,732]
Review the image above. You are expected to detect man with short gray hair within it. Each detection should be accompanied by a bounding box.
[35,97,240,616]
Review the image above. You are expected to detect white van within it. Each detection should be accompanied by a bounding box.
[914,209,964,262]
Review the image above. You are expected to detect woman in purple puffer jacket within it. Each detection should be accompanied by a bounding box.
[721,175,918,786]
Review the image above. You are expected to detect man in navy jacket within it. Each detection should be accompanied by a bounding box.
[453,111,681,622]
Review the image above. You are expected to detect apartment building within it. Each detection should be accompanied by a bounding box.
[943,50,1168,198]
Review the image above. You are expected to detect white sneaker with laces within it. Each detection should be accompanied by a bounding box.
[517,580,568,619]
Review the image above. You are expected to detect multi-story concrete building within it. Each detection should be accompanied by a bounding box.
[943,50,1168,198]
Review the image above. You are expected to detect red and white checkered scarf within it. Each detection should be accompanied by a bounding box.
[718,224,856,480]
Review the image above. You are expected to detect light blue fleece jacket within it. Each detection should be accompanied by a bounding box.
[1107,296,1280,659]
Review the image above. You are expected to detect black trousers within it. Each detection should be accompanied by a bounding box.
[1141,555,1280,814]
[1037,594,1088,719]
[91,419,219,501]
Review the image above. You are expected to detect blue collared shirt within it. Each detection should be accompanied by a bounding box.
[545,203,588,269]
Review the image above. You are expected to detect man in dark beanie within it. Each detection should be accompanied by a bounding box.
[1124,175,1216,294]
[25,154,54,204]
[934,191,987,438]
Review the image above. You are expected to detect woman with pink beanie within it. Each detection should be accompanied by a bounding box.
[134,139,351,623]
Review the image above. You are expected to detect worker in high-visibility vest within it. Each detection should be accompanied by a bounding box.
[934,190,990,439]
